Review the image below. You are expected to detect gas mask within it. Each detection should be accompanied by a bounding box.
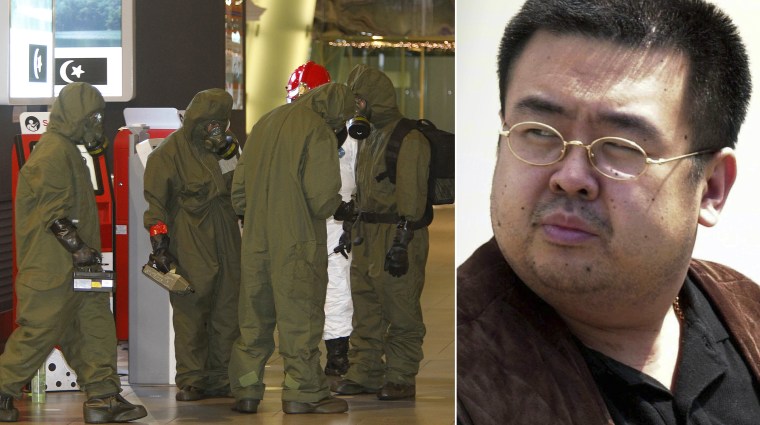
[348,96,371,140]
[347,114,370,140]
[202,120,239,160]
[82,111,109,157]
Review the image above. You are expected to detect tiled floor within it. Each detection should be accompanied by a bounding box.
[10,206,454,424]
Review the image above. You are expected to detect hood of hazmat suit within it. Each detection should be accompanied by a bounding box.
[48,82,106,143]
[181,88,233,147]
[346,64,404,129]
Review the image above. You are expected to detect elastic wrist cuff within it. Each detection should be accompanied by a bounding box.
[149,221,168,236]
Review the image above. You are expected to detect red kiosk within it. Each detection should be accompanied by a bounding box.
[113,119,175,340]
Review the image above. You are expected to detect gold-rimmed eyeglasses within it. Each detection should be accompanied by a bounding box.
[499,121,713,180]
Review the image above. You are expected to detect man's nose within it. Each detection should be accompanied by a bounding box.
[548,142,600,200]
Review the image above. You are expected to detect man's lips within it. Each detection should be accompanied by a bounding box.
[539,213,599,245]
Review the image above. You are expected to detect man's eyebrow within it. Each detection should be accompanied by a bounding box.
[513,95,663,142]
[513,96,566,117]
[596,111,663,143]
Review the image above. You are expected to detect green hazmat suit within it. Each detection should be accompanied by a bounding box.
[228,83,354,403]
[344,65,431,388]
[143,88,241,394]
[0,82,121,399]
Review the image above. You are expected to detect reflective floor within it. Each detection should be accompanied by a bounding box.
[10,206,454,424]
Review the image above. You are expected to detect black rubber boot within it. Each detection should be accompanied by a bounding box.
[377,382,416,400]
[324,337,349,376]
[176,385,204,401]
[282,396,348,414]
[83,394,147,423]
[0,394,18,422]
[232,398,260,413]
[330,379,379,395]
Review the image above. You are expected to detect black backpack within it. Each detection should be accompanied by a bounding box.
[375,118,455,226]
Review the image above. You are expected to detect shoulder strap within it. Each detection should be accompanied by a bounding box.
[375,118,418,184]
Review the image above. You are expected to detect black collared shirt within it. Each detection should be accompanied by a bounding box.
[578,278,760,425]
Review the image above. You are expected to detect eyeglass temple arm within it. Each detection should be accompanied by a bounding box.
[646,150,714,165]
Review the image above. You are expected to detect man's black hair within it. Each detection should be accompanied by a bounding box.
[497,0,751,152]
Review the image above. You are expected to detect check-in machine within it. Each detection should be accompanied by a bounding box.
[113,108,181,384]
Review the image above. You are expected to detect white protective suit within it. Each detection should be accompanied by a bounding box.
[324,135,357,340]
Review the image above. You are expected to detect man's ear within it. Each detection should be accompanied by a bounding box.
[698,147,737,227]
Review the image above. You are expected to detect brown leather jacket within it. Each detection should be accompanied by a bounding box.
[457,238,760,425]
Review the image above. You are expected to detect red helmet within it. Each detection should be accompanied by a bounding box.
[286,61,331,102]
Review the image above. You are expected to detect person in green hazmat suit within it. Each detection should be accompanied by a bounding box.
[331,64,430,401]
[285,61,356,377]
[228,82,354,415]
[0,82,147,423]
[143,88,241,402]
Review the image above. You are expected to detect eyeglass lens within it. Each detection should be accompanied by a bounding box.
[506,122,646,179]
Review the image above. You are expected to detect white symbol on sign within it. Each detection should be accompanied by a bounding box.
[33,48,43,80]
[71,65,85,79]
[59,60,75,83]
[26,117,40,132]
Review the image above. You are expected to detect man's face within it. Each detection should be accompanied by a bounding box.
[492,31,706,316]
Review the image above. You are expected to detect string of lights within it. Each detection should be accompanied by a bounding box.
[325,38,455,52]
